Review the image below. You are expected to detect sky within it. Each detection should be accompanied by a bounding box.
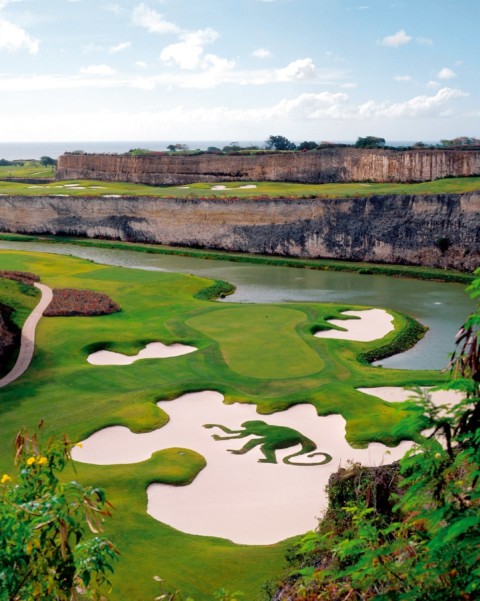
[0,0,479,143]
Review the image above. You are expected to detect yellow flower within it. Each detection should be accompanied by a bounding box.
[1,474,11,484]
[26,456,36,466]
[37,457,48,466]
[75,442,83,449]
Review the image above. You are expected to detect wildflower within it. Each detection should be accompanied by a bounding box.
[37,456,48,466]
[1,474,11,484]
[26,456,36,466]
[75,442,83,449]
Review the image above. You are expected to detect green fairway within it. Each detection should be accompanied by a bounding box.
[0,249,446,599]
[0,175,479,198]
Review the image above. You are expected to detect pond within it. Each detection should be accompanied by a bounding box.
[0,240,474,369]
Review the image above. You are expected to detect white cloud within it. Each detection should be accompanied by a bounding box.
[378,29,412,47]
[438,67,456,80]
[160,27,222,70]
[276,58,317,81]
[394,75,412,82]
[109,41,131,54]
[251,48,272,59]
[132,3,179,35]
[80,64,116,75]
[416,37,433,45]
[427,80,440,89]
[135,60,147,69]
[0,17,39,53]
[356,87,467,118]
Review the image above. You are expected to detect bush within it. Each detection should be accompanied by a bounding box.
[0,427,118,600]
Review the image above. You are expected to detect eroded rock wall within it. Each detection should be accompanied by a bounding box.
[1,193,479,271]
[56,149,480,185]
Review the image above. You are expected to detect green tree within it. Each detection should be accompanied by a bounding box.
[354,136,386,149]
[297,141,318,151]
[0,427,118,601]
[40,156,56,168]
[265,135,297,151]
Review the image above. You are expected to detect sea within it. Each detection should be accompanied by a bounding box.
[0,141,431,161]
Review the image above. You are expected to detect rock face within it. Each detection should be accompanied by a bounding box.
[56,149,480,185]
[1,193,479,271]
[0,306,19,373]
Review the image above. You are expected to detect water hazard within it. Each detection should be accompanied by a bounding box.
[0,240,474,370]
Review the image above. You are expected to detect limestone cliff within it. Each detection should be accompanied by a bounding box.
[0,193,479,271]
[56,148,480,185]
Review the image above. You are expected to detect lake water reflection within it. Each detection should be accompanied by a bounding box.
[0,240,474,370]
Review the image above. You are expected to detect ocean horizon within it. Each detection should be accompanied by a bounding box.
[0,140,438,161]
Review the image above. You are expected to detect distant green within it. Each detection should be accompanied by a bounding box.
[0,175,479,198]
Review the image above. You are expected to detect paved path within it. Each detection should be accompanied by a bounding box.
[0,282,53,388]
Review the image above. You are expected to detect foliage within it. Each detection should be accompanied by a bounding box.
[355,136,386,149]
[127,148,154,156]
[276,271,480,600]
[265,135,297,151]
[0,427,118,601]
[440,136,480,148]
[167,144,189,152]
[297,141,318,151]
[40,156,57,167]
[44,287,121,317]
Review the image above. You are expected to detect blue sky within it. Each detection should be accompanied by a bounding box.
[0,0,478,142]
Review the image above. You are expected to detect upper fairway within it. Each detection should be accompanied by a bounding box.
[1,175,480,198]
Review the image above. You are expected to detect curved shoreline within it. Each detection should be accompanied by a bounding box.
[0,282,52,388]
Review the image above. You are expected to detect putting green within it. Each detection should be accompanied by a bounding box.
[0,248,446,600]
[188,305,324,379]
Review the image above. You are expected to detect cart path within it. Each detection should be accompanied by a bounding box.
[0,282,53,388]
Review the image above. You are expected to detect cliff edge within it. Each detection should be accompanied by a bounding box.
[56,148,480,185]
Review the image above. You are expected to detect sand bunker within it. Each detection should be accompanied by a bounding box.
[211,184,257,190]
[87,341,197,365]
[73,390,412,545]
[315,309,394,342]
[358,386,464,408]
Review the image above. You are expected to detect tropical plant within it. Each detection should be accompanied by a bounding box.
[0,426,118,601]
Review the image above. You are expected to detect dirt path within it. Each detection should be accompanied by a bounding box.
[0,282,53,388]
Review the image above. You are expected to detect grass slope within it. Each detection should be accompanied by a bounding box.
[0,249,445,599]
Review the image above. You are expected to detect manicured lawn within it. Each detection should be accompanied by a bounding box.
[0,176,479,198]
[0,160,54,179]
[0,249,446,599]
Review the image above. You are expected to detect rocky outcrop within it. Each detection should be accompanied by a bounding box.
[0,193,479,271]
[0,305,19,374]
[56,149,480,185]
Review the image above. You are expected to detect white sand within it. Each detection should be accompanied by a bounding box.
[73,390,412,545]
[210,184,257,190]
[315,309,394,342]
[103,194,121,198]
[87,341,197,365]
[358,386,464,408]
